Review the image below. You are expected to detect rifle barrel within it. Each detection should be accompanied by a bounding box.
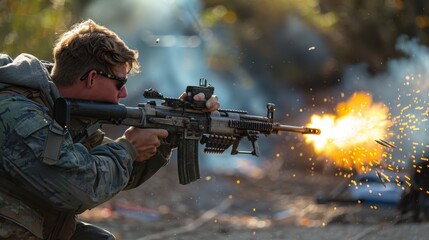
[274,124,321,135]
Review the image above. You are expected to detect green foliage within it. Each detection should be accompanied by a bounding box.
[0,0,87,60]
[201,0,343,88]
[319,0,429,72]
[3,0,428,89]
[202,0,429,89]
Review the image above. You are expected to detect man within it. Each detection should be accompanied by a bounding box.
[0,19,219,239]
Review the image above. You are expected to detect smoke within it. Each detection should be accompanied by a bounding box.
[84,0,429,175]
[84,0,279,175]
[342,36,429,168]
[85,0,274,113]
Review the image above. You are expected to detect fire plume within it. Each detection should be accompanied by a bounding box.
[304,92,393,172]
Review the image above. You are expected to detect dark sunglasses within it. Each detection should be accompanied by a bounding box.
[80,70,128,90]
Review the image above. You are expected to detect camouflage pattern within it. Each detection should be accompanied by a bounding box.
[0,94,135,209]
[0,53,170,238]
[0,218,39,240]
[0,189,43,239]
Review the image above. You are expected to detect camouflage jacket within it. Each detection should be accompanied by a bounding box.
[0,54,169,239]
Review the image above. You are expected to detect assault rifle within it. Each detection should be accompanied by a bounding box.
[54,80,320,185]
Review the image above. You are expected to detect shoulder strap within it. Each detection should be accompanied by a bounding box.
[0,85,53,111]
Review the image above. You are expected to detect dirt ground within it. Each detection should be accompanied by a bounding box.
[78,156,427,240]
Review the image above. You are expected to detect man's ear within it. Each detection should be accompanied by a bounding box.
[84,70,97,88]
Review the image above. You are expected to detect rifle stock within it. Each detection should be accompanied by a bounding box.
[54,81,320,185]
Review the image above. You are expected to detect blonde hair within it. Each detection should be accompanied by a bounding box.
[51,19,140,86]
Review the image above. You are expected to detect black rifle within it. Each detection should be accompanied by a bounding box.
[54,80,320,185]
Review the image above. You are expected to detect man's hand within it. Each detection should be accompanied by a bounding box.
[179,92,220,112]
[122,127,168,161]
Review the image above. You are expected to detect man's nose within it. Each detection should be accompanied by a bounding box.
[119,86,128,98]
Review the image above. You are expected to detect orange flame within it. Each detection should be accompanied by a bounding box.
[304,92,393,172]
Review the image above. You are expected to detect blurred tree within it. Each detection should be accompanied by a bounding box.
[3,0,428,89]
[201,0,429,89]
[318,0,429,74]
[201,0,342,89]
[0,0,90,60]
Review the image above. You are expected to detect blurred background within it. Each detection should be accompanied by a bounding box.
[4,0,429,238]
[4,0,429,175]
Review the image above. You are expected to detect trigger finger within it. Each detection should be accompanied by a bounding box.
[158,129,168,138]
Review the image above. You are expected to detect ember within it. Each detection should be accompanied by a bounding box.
[304,92,393,172]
